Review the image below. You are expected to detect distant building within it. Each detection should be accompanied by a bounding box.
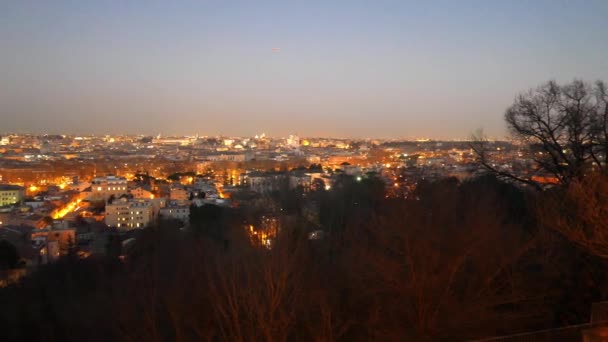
[90,176,128,200]
[0,184,24,207]
[169,187,189,201]
[104,197,160,230]
[286,134,300,148]
[131,186,154,199]
[206,152,252,162]
[159,204,190,223]
[340,164,362,176]
[247,172,286,194]
[306,155,321,164]
[289,173,312,190]
[68,182,91,192]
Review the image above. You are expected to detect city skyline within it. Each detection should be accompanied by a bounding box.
[2,1,608,138]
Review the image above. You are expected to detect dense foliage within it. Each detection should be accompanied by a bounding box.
[1,173,608,341]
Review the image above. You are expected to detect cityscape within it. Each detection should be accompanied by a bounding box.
[0,133,518,249]
[2,1,608,341]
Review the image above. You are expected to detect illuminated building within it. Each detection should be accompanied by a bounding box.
[286,134,300,148]
[306,155,321,164]
[131,186,154,199]
[205,152,252,162]
[90,176,128,200]
[104,197,159,230]
[169,187,189,201]
[0,184,24,206]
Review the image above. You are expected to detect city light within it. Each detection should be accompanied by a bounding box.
[0,2,604,339]
[51,198,82,220]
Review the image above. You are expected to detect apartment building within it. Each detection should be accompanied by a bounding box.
[0,184,24,206]
[104,197,160,229]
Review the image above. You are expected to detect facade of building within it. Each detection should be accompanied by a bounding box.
[90,176,128,200]
[247,172,286,194]
[159,204,190,223]
[104,197,159,229]
[206,152,252,162]
[131,186,154,199]
[289,173,312,190]
[170,187,189,201]
[68,182,91,192]
[0,184,24,207]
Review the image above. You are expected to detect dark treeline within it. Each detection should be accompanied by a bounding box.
[2,173,608,341]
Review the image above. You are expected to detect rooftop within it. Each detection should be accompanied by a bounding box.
[0,184,24,191]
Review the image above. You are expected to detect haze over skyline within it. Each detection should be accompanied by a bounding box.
[2,0,607,139]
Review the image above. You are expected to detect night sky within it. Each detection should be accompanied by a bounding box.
[2,0,607,138]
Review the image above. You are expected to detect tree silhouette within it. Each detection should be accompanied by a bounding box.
[473,80,608,188]
[0,240,19,270]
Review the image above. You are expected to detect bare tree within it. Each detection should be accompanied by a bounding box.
[207,234,304,342]
[471,129,543,190]
[473,80,608,188]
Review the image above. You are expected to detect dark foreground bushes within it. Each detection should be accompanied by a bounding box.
[1,175,607,341]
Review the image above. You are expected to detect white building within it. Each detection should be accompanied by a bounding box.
[104,197,160,230]
[206,152,252,162]
[90,176,128,201]
[0,185,24,207]
[286,134,300,148]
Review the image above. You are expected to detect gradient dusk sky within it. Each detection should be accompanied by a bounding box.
[1,1,607,139]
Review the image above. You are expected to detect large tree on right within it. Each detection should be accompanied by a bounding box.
[505,80,608,184]
[475,80,608,188]
[502,80,608,259]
